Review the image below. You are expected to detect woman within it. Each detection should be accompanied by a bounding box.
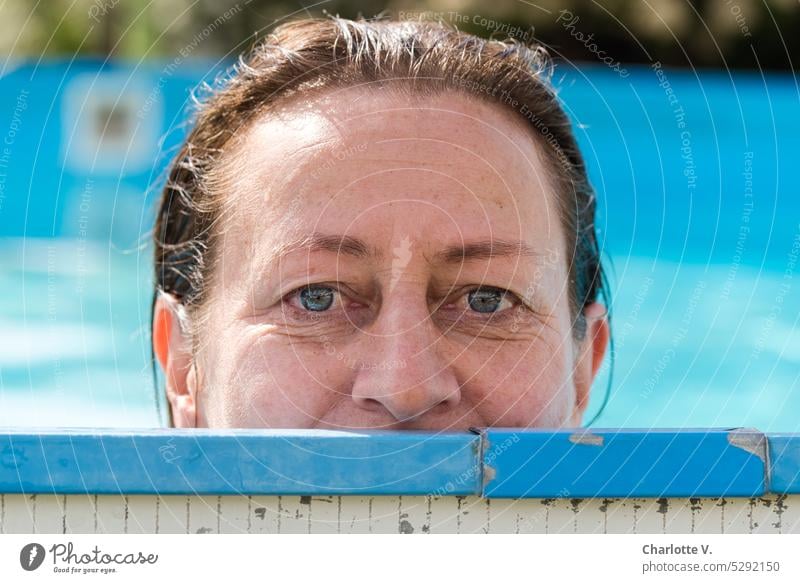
[152,16,610,429]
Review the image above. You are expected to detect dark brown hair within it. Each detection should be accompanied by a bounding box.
[152,17,612,423]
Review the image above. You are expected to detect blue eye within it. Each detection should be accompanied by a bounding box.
[299,285,336,311]
[467,287,510,313]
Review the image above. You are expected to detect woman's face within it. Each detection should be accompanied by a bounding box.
[154,87,609,430]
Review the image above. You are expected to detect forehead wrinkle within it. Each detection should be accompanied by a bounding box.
[225,90,559,289]
[257,231,385,279]
[432,238,544,264]
[252,231,546,283]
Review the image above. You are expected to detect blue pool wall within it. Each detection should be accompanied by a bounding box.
[1,429,798,497]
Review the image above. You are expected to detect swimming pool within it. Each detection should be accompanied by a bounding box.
[1,61,798,429]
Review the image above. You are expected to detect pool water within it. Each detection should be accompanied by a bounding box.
[0,239,159,426]
[0,61,798,429]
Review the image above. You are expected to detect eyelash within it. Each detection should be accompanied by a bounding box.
[281,284,349,322]
[281,283,522,322]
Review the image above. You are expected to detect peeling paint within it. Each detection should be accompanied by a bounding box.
[470,436,482,456]
[598,498,614,513]
[3,493,800,533]
[568,431,604,446]
[773,494,788,530]
[483,464,496,486]
[727,429,767,463]
[477,430,493,494]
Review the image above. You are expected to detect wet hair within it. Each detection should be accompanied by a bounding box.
[152,15,613,423]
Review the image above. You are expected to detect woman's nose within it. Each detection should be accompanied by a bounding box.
[350,293,461,423]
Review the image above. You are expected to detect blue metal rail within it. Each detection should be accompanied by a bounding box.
[0,428,796,497]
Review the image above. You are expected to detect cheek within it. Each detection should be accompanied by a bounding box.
[461,336,574,427]
[198,328,356,428]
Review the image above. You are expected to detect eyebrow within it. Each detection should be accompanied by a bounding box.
[432,238,542,263]
[273,232,541,264]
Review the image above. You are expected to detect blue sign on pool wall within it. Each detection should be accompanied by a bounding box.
[0,60,221,245]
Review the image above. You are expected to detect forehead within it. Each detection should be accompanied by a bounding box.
[216,86,563,256]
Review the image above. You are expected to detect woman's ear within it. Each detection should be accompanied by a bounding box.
[570,302,610,426]
[153,293,198,428]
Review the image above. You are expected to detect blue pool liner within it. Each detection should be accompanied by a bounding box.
[0,429,480,496]
[0,428,793,497]
[767,434,800,494]
[477,428,767,498]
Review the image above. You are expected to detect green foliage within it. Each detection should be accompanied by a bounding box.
[1,0,797,69]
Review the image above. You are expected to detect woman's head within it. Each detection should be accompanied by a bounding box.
[152,16,610,429]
